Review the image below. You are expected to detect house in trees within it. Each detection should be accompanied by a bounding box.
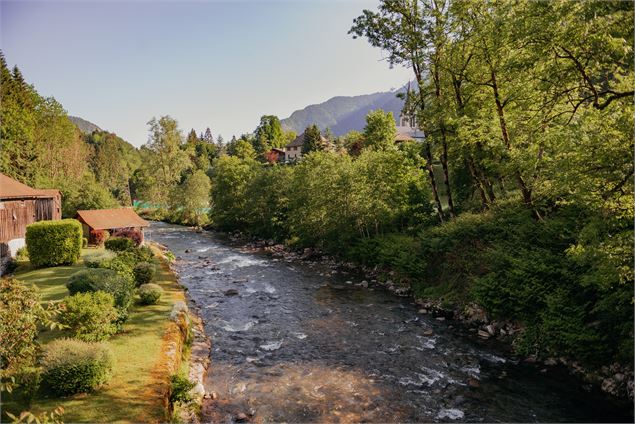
[0,173,61,274]
[76,208,149,245]
[283,132,328,161]
[269,148,286,163]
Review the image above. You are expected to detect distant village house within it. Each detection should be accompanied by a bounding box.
[76,208,149,245]
[283,132,328,162]
[0,173,61,273]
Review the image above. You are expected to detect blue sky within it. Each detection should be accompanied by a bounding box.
[1,0,411,146]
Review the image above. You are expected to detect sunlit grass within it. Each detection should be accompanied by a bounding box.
[4,248,184,423]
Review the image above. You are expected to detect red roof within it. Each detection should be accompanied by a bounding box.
[0,173,56,200]
[76,208,149,230]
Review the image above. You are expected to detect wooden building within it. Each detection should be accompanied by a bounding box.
[0,173,61,273]
[76,208,149,244]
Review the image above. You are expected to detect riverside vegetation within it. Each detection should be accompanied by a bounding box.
[0,220,193,422]
[1,0,633,404]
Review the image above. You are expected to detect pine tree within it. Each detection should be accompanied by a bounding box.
[301,125,324,155]
[203,127,213,143]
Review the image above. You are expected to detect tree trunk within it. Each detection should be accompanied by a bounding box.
[412,63,445,222]
[466,157,489,210]
[490,71,533,206]
[432,60,456,218]
[440,138,455,217]
[424,141,445,222]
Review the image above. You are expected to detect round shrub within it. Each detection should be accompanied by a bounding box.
[42,338,113,396]
[25,219,82,267]
[105,237,135,252]
[84,250,116,268]
[133,262,155,286]
[66,268,135,312]
[138,283,163,305]
[60,292,118,341]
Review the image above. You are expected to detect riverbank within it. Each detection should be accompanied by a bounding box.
[148,221,633,422]
[214,227,634,402]
[2,246,200,423]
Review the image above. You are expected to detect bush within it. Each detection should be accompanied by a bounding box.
[138,283,163,305]
[66,268,135,312]
[90,229,108,247]
[15,246,29,261]
[83,250,116,268]
[25,219,82,267]
[60,292,118,341]
[133,262,155,286]
[82,237,88,248]
[41,338,113,396]
[105,237,135,252]
[0,278,44,393]
[110,228,143,246]
[169,374,195,405]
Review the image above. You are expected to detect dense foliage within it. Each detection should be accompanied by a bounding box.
[138,283,163,305]
[66,268,135,316]
[0,278,60,393]
[41,338,113,396]
[105,237,135,252]
[133,262,155,287]
[25,219,83,267]
[199,0,634,373]
[59,292,118,342]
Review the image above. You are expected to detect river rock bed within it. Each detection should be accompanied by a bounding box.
[148,222,633,423]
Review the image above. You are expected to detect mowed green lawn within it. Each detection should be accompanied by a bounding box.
[3,248,185,423]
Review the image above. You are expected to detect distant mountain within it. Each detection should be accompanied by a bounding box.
[280,85,408,136]
[69,116,101,134]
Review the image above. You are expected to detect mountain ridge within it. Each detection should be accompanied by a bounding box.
[280,85,408,136]
[69,116,102,134]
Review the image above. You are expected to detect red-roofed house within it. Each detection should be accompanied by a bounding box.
[76,208,149,244]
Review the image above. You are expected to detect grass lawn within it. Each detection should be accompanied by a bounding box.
[3,247,185,423]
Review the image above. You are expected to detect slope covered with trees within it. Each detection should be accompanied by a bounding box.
[205,0,634,393]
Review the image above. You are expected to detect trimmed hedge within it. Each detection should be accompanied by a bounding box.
[133,262,155,286]
[105,237,135,252]
[41,338,113,396]
[25,219,82,267]
[138,283,163,305]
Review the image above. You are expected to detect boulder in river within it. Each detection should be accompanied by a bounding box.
[224,289,239,296]
[477,329,490,339]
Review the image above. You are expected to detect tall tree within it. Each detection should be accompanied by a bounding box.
[203,127,214,143]
[362,109,397,151]
[142,116,191,207]
[301,124,324,155]
[254,115,285,157]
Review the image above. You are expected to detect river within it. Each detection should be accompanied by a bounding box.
[147,222,632,423]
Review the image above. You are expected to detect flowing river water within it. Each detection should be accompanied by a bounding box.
[147,222,632,423]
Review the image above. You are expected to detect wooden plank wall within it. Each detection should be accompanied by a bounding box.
[0,200,37,243]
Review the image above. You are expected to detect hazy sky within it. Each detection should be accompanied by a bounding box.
[1,0,411,146]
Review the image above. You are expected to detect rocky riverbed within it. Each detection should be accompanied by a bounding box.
[147,222,633,423]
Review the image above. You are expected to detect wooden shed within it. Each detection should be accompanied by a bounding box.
[76,208,149,244]
[0,173,61,273]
